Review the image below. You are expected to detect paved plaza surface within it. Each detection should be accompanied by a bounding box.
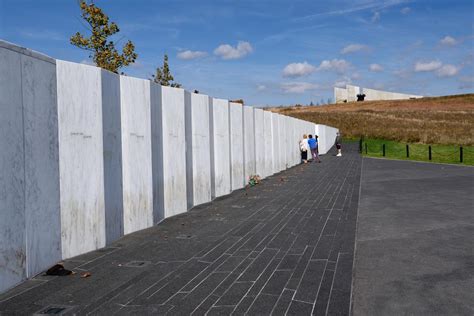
[353,158,474,315]
[2,148,472,315]
[0,144,361,315]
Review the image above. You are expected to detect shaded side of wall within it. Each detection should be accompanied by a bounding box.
[0,41,61,293]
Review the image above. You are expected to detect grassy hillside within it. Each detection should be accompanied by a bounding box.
[270,94,474,145]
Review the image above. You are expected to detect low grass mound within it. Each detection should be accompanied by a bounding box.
[270,94,474,146]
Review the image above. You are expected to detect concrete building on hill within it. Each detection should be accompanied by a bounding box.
[334,84,423,103]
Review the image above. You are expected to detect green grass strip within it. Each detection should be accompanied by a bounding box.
[361,139,474,166]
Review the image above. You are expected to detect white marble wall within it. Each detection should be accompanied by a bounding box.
[120,76,153,232]
[0,41,61,293]
[271,113,281,173]
[229,102,244,190]
[152,85,188,219]
[209,98,231,198]
[338,84,423,103]
[362,87,422,101]
[334,87,348,103]
[317,124,326,154]
[57,60,106,259]
[185,92,211,208]
[101,70,124,244]
[0,40,341,294]
[291,118,299,166]
[278,115,287,169]
[346,85,360,102]
[254,108,265,177]
[263,111,273,178]
[243,106,256,182]
[324,125,339,154]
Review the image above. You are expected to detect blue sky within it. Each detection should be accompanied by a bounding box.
[0,0,473,106]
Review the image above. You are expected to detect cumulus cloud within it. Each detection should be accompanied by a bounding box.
[371,12,381,22]
[414,60,461,77]
[316,59,351,73]
[369,63,384,72]
[400,7,411,14]
[341,44,369,54]
[436,64,460,77]
[282,62,316,77]
[282,59,351,77]
[281,82,319,93]
[177,50,208,60]
[439,36,458,46]
[214,41,253,60]
[414,60,442,72]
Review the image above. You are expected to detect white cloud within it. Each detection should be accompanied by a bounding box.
[439,36,458,46]
[177,50,208,60]
[341,44,369,54]
[369,63,384,72]
[295,0,410,21]
[214,41,253,60]
[334,77,352,88]
[281,82,319,93]
[414,60,461,77]
[257,84,267,91]
[400,7,411,14]
[351,72,361,80]
[436,64,460,77]
[282,62,316,77]
[414,60,442,72]
[316,59,351,73]
[371,12,381,22]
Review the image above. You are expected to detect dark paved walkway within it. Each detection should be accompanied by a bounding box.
[353,158,474,315]
[0,144,361,315]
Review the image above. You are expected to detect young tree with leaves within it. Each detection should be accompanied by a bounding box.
[70,1,137,73]
[152,54,182,88]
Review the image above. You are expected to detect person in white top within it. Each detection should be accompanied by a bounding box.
[299,134,310,163]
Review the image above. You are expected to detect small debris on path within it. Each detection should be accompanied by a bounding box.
[45,264,73,276]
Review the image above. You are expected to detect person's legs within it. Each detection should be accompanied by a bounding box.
[314,148,321,162]
[336,144,342,156]
[302,151,308,163]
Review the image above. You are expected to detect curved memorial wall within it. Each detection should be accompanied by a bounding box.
[0,40,339,293]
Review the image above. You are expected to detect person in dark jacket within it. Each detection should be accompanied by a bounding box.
[335,132,342,156]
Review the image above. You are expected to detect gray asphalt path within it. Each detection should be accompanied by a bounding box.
[0,144,361,315]
[353,158,474,315]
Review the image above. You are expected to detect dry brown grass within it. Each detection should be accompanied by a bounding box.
[269,94,474,145]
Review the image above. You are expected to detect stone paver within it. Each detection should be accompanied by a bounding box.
[0,144,361,315]
[353,158,474,315]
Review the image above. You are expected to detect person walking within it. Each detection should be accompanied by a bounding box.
[308,134,321,163]
[299,134,309,163]
[335,132,342,156]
